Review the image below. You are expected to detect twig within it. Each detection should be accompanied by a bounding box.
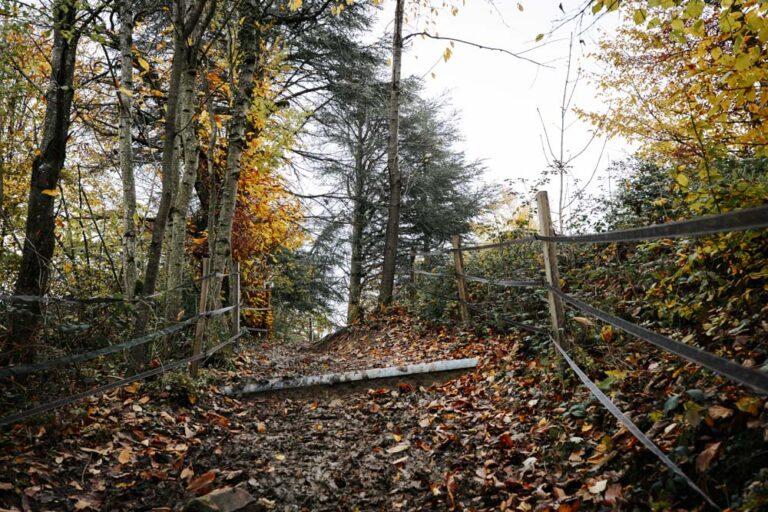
[402,32,553,68]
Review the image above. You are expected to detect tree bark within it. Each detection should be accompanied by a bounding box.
[378,0,405,306]
[208,2,260,304]
[347,124,366,324]
[118,0,138,300]
[7,0,80,363]
[166,67,200,319]
[130,0,215,366]
[142,29,185,298]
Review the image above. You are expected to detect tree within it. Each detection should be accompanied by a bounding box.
[379,0,405,306]
[586,0,768,214]
[306,68,485,322]
[117,0,138,300]
[133,0,216,356]
[8,0,106,363]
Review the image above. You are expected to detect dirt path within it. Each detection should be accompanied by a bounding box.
[0,312,760,511]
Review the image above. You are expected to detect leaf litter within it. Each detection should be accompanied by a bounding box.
[1,309,766,511]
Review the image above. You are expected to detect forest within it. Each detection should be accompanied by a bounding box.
[0,0,767,510]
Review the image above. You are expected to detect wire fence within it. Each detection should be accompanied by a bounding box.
[410,195,768,509]
[0,262,255,427]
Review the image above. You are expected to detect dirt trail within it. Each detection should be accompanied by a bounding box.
[1,312,758,511]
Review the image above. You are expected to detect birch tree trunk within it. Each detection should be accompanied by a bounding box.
[347,124,366,324]
[208,3,260,304]
[166,67,200,319]
[130,0,215,366]
[8,0,80,363]
[378,0,405,306]
[118,0,137,300]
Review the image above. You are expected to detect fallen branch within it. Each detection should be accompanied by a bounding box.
[223,358,478,396]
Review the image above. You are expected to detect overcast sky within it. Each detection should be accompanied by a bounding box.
[373,0,634,214]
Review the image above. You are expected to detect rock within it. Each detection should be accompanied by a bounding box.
[183,486,256,512]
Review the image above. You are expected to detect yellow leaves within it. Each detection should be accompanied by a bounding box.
[736,396,763,415]
[734,51,753,71]
[682,0,704,21]
[675,173,689,188]
[599,325,614,343]
[41,188,59,197]
[443,46,452,63]
[288,0,302,11]
[137,57,150,72]
[633,9,647,25]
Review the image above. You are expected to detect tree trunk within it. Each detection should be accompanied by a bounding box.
[347,125,366,324]
[7,0,80,363]
[129,1,189,367]
[378,0,405,306]
[139,30,185,298]
[166,66,200,319]
[118,0,138,300]
[208,3,260,304]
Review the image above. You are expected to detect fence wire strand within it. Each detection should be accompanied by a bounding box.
[0,329,247,427]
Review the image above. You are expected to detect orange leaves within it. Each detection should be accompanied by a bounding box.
[187,470,217,495]
[498,432,515,449]
[599,325,614,343]
[117,447,132,464]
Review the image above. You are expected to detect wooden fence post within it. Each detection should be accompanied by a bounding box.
[190,258,210,377]
[535,191,566,344]
[451,235,470,326]
[409,246,417,300]
[266,281,272,338]
[230,260,240,337]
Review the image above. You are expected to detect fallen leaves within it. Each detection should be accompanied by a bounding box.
[386,442,410,455]
[187,470,217,495]
[1,311,765,511]
[708,405,733,419]
[588,479,607,494]
[180,467,194,481]
[498,432,514,448]
[695,442,722,473]
[736,396,763,416]
[572,316,595,327]
[117,448,132,465]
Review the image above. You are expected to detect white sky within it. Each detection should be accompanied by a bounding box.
[373,0,635,215]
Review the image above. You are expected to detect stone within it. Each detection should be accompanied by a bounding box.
[183,486,256,512]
